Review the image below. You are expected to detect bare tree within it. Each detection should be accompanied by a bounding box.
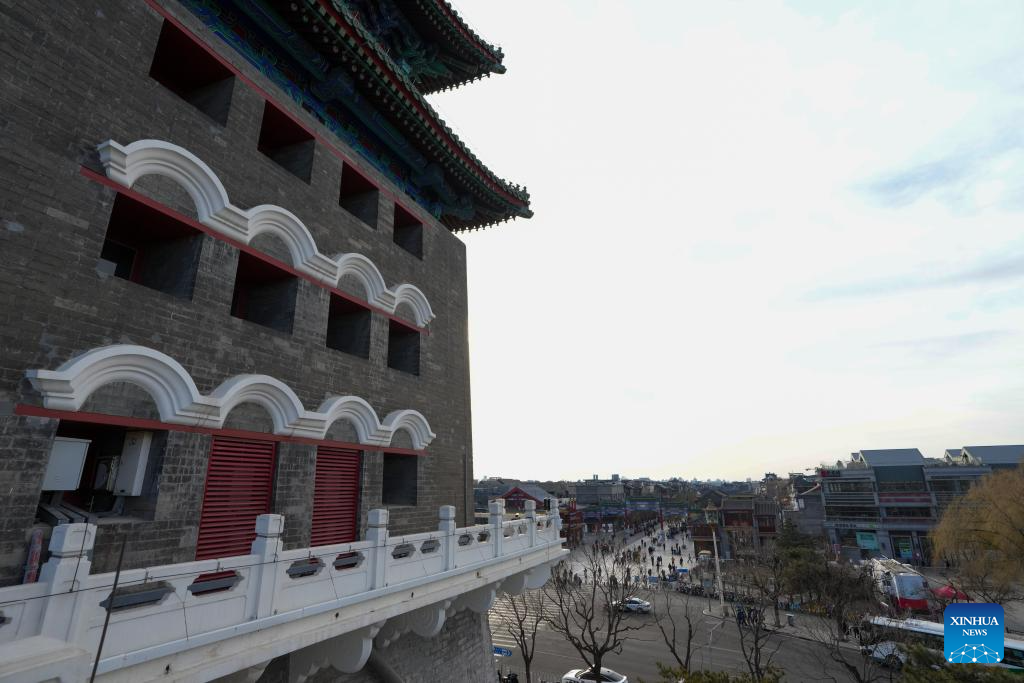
[646,582,705,672]
[741,547,786,628]
[799,562,900,683]
[801,612,902,683]
[494,590,546,683]
[938,552,1023,607]
[544,545,647,678]
[733,597,783,683]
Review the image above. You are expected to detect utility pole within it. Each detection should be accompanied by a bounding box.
[706,504,727,617]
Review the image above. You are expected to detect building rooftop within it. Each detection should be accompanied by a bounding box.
[207,0,531,230]
[502,483,555,502]
[348,0,507,94]
[855,449,925,467]
[962,445,1024,466]
[797,483,821,497]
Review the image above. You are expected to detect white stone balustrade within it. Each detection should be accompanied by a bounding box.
[0,506,565,683]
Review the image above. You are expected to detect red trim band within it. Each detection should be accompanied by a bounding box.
[15,404,426,456]
[79,166,428,336]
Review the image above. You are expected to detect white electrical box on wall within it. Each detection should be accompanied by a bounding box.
[113,431,153,496]
[41,437,91,491]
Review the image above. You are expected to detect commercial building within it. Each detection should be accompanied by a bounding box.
[689,491,779,559]
[498,484,556,512]
[819,447,1024,562]
[566,476,625,505]
[0,1,562,681]
[783,483,825,541]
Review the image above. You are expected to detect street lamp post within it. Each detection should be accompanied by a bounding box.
[705,504,728,617]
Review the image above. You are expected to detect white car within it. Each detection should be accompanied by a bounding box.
[860,641,906,669]
[561,667,628,683]
[613,597,652,614]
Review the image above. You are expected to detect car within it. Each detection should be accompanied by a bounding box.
[860,641,906,669]
[612,597,651,614]
[561,667,629,683]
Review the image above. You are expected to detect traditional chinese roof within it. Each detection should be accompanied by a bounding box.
[196,0,530,231]
[345,0,506,93]
[500,484,554,503]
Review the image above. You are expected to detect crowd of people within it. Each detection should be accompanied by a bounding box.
[552,519,701,590]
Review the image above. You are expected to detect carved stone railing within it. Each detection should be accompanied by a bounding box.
[0,499,565,683]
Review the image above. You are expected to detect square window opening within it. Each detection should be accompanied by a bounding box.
[382,453,417,506]
[339,165,379,228]
[393,204,423,258]
[149,21,234,125]
[230,251,298,334]
[258,101,316,183]
[98,194,203,300]
[326,295,372,358]
[37,422,166,523]
[387,320,420,375]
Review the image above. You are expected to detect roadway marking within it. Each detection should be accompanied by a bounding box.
[533,647,583,661]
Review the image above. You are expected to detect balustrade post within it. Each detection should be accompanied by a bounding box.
[367,508,389,589]
[525,499,537,548]
[251,514,284,619]
[489,499,504,558]
[547,498,562,535]
[438,505,456,571]
[37,523,96,645]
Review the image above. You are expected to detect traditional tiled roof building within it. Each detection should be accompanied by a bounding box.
[0,2,557,681]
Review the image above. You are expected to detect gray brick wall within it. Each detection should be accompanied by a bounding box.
[0,0,476,583]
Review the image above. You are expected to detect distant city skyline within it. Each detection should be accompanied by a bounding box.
[434,0,1024,481]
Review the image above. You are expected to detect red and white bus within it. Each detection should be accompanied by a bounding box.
[870,558,929,612]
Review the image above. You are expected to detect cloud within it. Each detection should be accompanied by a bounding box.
[804,252,1024,301]
[858,126,1024,210]
[860,154,974,208]
[873,330,1014,360]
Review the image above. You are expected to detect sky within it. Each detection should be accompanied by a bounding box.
[428,1,1024,482]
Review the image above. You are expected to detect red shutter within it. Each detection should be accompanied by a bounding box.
[311,446,361,546]
[196,436,276,560]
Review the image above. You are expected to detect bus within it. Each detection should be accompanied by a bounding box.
[863,616,1024,672]
[869,558,930,612]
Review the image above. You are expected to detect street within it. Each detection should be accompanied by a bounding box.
[490,527,891,682]
[491,581,880,682]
